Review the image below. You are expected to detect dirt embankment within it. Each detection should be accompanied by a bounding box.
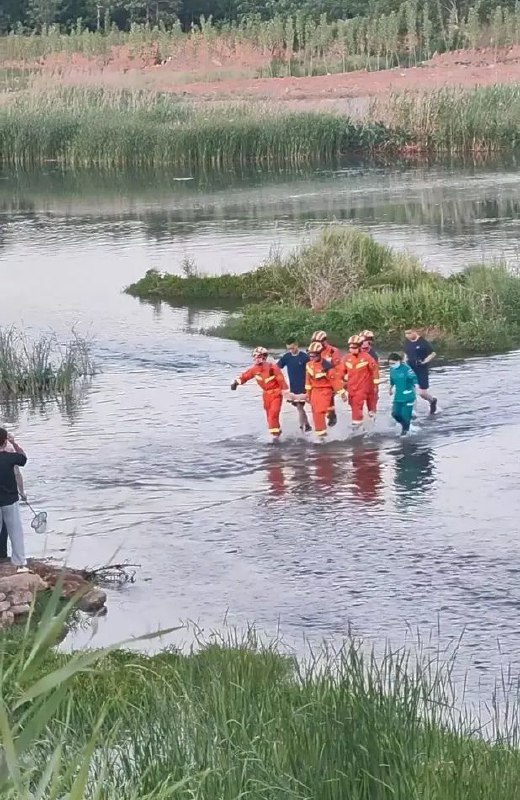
[13,42,520,110]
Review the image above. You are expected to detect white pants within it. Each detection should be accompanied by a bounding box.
[0,502,26,566]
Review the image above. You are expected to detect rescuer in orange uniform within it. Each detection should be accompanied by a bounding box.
[359,330,380,416]
[337,335,379,429]
[305,342,346,438]
[311,330,341,427]
[231,347,288,439]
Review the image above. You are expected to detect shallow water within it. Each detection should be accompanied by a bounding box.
[2,159,520,702]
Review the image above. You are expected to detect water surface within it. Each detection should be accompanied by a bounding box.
[2,159,520,703]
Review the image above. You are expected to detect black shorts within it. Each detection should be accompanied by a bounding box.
[411,366,429,390]
[289,400,306,407]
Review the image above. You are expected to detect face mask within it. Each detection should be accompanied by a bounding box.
[390,363,401,371]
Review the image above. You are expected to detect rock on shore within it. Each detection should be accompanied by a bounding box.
[0,559,107,629]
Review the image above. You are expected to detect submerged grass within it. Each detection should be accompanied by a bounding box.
[0,327,96,396]
[127,226,520,353]
[3,603,520,799]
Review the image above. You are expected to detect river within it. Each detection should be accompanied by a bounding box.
[2,159,520,705]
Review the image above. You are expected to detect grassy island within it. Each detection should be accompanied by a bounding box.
[126,226,520,353]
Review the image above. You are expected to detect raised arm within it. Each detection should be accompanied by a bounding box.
[7,435,27,467]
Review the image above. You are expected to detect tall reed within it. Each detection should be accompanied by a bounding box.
[377,85,520,152]
[0,327,96,396]
[0,87,397,167]
[3,3,520,79]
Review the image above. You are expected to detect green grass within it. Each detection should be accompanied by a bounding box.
[0,87,397,168]
[217,273,519,352]
[1,85,520,167]
[3,598,520,799]
[0,326,96,396]
[380,85,520,152]
[128,226,520,353]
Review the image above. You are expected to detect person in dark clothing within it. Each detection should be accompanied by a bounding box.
[277,337,312,432]
[0,441,26,560]
[0,428,28,571]
[404,328,438,414]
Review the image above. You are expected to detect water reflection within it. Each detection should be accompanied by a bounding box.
[263,438,436,512]
[350,442,384,505]
[3,158,520,277]
[263,442,385,504]
[393,443,436,506]
[0,382,92,427]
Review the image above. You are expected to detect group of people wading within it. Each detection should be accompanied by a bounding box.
[231,328,438,439]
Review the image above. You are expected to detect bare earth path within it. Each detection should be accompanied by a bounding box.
[29,45,520,111]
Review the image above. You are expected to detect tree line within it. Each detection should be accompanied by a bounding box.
[0,0,515,36]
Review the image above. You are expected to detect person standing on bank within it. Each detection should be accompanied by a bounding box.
[0,429,29,572]
[403,328,438,414]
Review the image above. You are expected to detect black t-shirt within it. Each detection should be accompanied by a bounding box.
[0,451,27,507]
[404,337,433,370]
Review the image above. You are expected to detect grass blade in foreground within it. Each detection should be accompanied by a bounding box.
[2,601,520,798]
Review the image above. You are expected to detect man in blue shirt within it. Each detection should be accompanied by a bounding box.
[277,337,312,432]
[403,328,437,414]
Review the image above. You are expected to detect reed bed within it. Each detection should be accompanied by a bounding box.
[3,601,520,799]
[377,85,520,152]
[1,84,520,167]
[2,4,520,77]
[0,87,396,167]
[0,327,96,396]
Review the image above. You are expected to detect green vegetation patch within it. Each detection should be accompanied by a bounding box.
[0,326,96,396]
[0,87,398,168]
[2,85,520,168]
[381,85,520,153]
[3,606,520,799]
[127,226,520,353]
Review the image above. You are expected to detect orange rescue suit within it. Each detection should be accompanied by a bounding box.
[237,362,287,436]
[321,343,341,367]
[336,352,379,423]
[305,359,344,436]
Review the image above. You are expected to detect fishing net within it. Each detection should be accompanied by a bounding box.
[29,507,47,534]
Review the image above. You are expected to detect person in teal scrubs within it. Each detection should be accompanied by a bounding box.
[388,353,418,436]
